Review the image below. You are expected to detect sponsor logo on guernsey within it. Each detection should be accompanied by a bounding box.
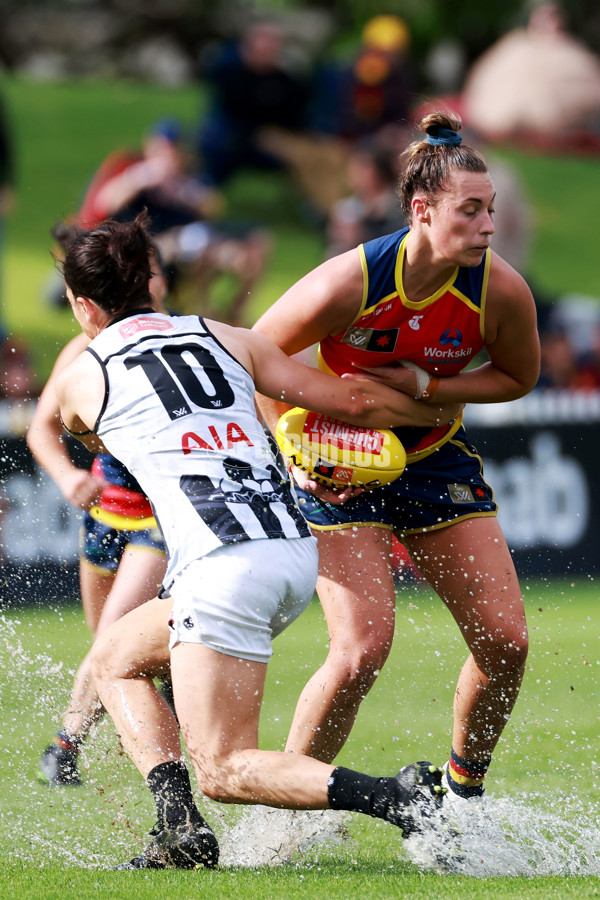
[424,329,471,363]
[448,483,475,503]
[440,328,463,347]
[118,316,174,338]
[408,315,423,330]
[341,327,398,352]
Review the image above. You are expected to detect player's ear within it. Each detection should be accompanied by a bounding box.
[411,195,431,224]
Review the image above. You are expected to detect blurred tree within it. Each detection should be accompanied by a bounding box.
[0,0,598,84]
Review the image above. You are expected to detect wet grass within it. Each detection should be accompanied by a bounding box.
[0,578,598,896]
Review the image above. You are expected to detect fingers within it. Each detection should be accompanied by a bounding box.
[290,466,363,505]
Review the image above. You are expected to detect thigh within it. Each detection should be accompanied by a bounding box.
[79,560,115,634]
[93,594,172,681]
[95,545,167,635]
[404,517,526,643]
[316,526,397,648]
[170,641,265,761]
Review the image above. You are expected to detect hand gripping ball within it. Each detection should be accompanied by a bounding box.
[276,407,406,489]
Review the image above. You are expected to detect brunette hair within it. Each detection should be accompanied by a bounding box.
[59,212,153,317]
[398,110,487,219]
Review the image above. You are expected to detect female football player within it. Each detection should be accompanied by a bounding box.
[27,250,169,786]
[54,214,464,868]
[253,109,540,803]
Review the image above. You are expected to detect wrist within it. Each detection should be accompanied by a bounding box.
[420,375,440,402]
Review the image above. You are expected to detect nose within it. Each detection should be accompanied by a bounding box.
[482,210,495,235]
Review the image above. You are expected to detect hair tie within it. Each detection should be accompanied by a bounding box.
[426,127,462,147]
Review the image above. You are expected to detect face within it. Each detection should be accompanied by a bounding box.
[420,169,496,268]
[66,285,96,338]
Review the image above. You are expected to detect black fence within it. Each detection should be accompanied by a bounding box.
[1,393,598,605]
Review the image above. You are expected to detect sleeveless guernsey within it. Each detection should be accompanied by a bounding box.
[319,227,490,460]
[87,311,310,590]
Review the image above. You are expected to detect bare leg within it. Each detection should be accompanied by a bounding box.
[285,527,396,762]
[92,594,175,777]
[171,642,335,808]
[62,549,167,740]
[405,517,528,762]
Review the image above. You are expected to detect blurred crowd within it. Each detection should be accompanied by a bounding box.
[1,1,600,402]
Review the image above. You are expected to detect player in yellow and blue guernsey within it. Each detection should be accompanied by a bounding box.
[254,109,540,823]
[320,223,489,464]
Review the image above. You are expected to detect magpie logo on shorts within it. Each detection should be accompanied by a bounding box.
[448,483,474,503]
[183,616,194,629]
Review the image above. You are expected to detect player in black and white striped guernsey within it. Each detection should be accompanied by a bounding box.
[56,214,462,870]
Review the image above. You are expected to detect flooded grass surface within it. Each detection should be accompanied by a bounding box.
[0,579,598,897]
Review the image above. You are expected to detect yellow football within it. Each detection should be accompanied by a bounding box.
[276,407,406,489]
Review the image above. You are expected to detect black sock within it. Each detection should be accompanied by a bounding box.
[146,761,208,832]
[327,766,410,827]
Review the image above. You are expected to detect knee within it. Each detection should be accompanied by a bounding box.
[191,757,237,804]
[327,629,393,691]
[89,631,122,689]
[471,623,529,677]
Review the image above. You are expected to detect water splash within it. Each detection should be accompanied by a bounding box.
[218,806,349,867]
[404,791,600,877]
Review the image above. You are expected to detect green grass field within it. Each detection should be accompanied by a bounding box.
[1,578,598,897]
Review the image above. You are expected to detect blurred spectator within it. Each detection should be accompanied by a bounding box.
[0,88,15,340]
[484,153,533,274]
[462,1,600,150]
[52,119,271,326]
[198,20,310,186]
[0,337,38,400]
[331,15,414,142]
[324,136,407,258]
[196,19,348,219]
[536,329,600,389]
[537,295,600,390]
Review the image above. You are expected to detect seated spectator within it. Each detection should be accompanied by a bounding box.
[197,19,311,186]
[324,137,407,258]
[53,119,271,325]
[462,1,600,151]
[196,18,348,219]
[537,328,600,390]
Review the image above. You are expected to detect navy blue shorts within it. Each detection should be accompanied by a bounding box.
[295,427,497,537]
[80,511,166,573]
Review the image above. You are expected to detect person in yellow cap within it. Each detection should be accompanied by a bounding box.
[336,14,413,140]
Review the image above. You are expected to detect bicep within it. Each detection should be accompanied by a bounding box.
[485,264,540,388]
[28,336,89,440]
[252,250,364,354]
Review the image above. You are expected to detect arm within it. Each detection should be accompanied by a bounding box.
[55,351,108,458]
[26,334,106,509]
[244,330,462,431]
[351,254,540,404]
[252,248,462,428]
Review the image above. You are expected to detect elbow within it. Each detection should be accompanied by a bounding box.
[513,372,540,399]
